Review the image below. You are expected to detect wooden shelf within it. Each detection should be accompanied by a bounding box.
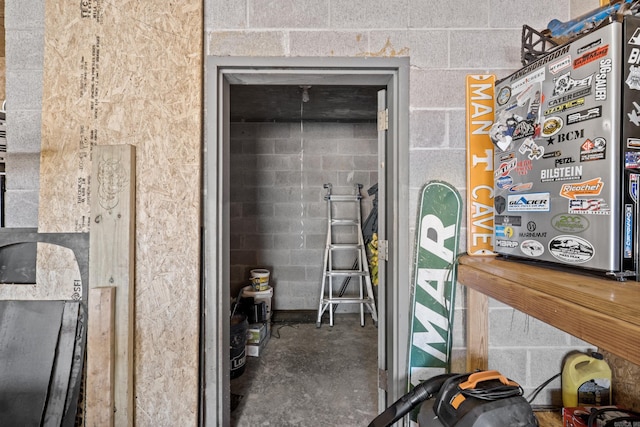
[458,254,640,366]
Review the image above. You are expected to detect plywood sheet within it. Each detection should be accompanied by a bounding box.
[600,349,640,411]
[40,1,202,425]
[0,243,81,300]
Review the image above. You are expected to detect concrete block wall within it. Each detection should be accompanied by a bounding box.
[208,0,599,405]
[229,121,377,311]
[4,0,44,227]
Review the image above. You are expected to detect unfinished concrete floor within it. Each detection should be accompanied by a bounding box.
[230,313,379,426]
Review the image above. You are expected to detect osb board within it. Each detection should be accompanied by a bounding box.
[600,349,640,411]
[40,1,202,425]
[0,243,81,300]
[0,58,5,101]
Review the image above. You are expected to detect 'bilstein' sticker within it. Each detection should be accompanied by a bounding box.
[548,235,594,263]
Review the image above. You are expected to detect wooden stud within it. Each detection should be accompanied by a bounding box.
[85,287,116,427]
[465,288,488,372]
[89,144,135,427]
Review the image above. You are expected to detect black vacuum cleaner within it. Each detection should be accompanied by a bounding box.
[369,370,538,427]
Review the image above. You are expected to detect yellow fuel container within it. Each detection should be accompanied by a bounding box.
[562,352,612,407]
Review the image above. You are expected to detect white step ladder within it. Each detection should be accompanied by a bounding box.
[316,183,378,327]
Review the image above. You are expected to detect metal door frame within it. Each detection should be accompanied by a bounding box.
[203,56,410,426]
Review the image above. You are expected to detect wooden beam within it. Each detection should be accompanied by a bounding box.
[85,287,115,427]
[89,144,135,427]
[458,255,640,366]
[465,287,488,371]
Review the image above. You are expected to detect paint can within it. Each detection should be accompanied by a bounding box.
[230,313,248,379]
[242,285,273,320]
[250,269,270,291]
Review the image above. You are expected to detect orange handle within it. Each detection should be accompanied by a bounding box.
[459,370,519,389]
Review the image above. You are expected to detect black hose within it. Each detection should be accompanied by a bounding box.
[368,374,455,427]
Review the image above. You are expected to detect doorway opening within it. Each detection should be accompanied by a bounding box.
[203,57,410,426]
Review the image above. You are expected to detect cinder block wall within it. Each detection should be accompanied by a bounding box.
[4,0,43,227]
[208,0,600,406]
[229,121,377,311]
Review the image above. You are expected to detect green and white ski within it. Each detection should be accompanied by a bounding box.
[407,180,463,424]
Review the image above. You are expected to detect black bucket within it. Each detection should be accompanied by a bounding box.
[230,313,248,379]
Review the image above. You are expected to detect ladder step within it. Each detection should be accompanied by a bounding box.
[327,195,361,202]
[326,270,366,276]
[331,219,359,226]
[322,297,375,304]
[328,243,362,250]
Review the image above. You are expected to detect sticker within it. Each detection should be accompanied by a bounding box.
[543,150,562,159]
[520,240,544,257]
[494,157,517,179]
[510,45,570,82]
[494,215,521,226]
[489,111,517,151]
[544,98,586,116]
[497,86,511,106]
[496,176,513,189]
[547,87,591,107]
[552,72,593,96]
[628,138,640,149]
[626,151,640,168]
[555,157,576,167]
[548,235,595,263]
[495,225,514,238]
[540,165,582,182]
[508,182,533,193]
[495,239,518,249]
[494,196,506,214]
[624,204,633,258]
[630,173,639,202]
[507,192,550,212]
[498,152,516,162]
[551,214,589,233]
[595,59,611,101]
[577,38,601,54]
[580,137,606,162]
[566,106,602,125]
[547,129,585,146]
[628,101,640,126]
[573,45,608,69]
[519,138,544,160]
[511,120,536,141]
[541,116,563,137]
[515,159,533,176]
[549,56,572,74]
[466,74,496,256]
[511,68,546,95]
[518,230,546,238]
[625,65,640,90]
[560,177,604,200]
[568,199,610,215]
[516,83,534,106]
